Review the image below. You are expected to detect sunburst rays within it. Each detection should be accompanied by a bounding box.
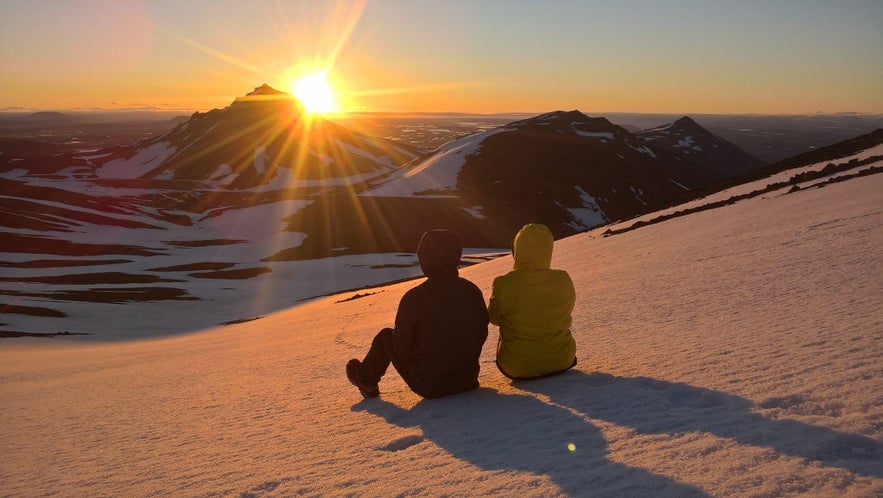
[152,0,440,308]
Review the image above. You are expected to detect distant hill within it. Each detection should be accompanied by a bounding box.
[24,111,78,124]
[606,112,883,163]
[0,111,79,130]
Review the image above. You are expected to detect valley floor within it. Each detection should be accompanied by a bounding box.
[1,172,881,497]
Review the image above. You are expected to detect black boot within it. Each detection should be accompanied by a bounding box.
[346,359,380,399]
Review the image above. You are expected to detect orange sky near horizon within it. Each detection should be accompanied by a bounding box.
[1,0,882,116]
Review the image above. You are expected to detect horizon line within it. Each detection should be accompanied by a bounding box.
[2,107,882,119]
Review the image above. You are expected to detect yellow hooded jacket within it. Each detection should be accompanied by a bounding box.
[489,224,576,379]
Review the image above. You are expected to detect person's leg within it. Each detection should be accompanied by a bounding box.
[349,328,425,398]
[375,329,423,394]
[358,327,395,385]
[497,357,577,381]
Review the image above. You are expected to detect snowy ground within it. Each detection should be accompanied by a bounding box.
[0,163,506,337]
[1,170,881,496]
[0,248,503,340]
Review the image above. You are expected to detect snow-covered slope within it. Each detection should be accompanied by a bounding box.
[1,153,881,496]
[361,127,513,198]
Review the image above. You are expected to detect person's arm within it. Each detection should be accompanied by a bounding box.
[487,278,502,326]
[477,286,490,326]
[564,272,576,314]
[393,290,419,362]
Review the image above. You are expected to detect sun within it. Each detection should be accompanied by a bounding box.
[291,71,339,114]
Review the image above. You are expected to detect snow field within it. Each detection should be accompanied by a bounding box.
[361,128,512,198]
[1,172,881,496]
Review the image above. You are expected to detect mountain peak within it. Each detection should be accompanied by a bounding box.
[513,110,620,130]
[674,116,699,127]
[640,116,704,135]
[232,84,298,107]
[246,84,288,97]
[523,110,591,123]
[636,115,765,179]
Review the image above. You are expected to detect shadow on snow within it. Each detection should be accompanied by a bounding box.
[356,386,709,497]
[355,370,882,495]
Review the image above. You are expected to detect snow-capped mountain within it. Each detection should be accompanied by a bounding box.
[636,116,765,184]
[360,110,766,239]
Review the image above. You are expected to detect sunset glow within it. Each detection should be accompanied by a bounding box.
[0,1,881,114]
[291,71,339,114]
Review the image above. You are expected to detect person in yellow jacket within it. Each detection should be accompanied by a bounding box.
[489,223,577,379]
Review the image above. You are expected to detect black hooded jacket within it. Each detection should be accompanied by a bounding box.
[392,230,490,398]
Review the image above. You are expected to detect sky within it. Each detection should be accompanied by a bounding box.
[1,0,881,115]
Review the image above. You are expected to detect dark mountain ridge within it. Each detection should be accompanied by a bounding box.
[637,116,765,179]
[355,109,766,242]
[90,84,420,188]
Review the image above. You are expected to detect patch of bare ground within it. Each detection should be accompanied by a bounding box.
[335,291,382,303]
[188,267,272,279]
[0,233,165,256]
[0,303,66,317]
[0,287,199,304]
[0,259,131,268]
[0,272,183,285]
[221,316,263,325]
[164,239,246,247]
[0,330,91,338]
[146,262,235,272]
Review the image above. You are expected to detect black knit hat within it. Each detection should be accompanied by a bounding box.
[417,229,462,278]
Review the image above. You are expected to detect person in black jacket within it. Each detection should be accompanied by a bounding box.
[346,229,490,399]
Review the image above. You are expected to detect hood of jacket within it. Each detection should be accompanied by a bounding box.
[512,223,553,272]
[417,229,462,278]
